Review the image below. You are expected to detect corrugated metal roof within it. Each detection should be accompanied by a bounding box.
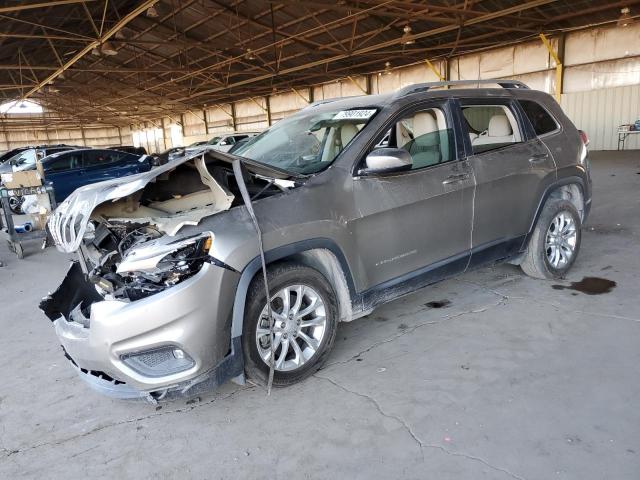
[0,0,636,127]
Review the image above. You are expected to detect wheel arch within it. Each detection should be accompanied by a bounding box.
[529,176,587,231]
[522,176,587,251]
[230,238,358,339]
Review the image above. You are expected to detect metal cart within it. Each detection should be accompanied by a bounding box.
[0,184,57,259]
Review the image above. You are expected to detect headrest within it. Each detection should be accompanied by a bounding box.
[341,124,359,146]
[488,115,512,137]
[412,112,438,137]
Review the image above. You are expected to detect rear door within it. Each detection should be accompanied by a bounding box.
[351,100,475,293]
[81,150,143,184]
[458,98,556,264]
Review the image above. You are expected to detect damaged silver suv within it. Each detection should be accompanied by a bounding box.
[41,80,591,400]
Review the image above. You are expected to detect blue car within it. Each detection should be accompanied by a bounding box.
[42,149,152,202]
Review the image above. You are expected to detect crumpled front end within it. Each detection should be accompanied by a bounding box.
[41,257,241,398]
[48,151,234,253]
[42,149,292,398]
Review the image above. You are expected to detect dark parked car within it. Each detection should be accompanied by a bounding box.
[42,148,151,202]
[44,80,591,399]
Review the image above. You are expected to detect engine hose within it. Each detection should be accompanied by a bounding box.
[231,158,276,394]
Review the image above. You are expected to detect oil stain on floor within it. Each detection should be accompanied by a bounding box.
[425,299,451,308]
[552,277,617,295]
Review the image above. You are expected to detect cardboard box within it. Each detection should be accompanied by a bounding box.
[0,170,43,188]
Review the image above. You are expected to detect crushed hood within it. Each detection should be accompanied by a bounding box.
[49,148,233,253]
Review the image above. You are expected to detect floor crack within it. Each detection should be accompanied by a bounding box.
[315,374,526,480]
[325,297,508,369]
[3,385,255,458]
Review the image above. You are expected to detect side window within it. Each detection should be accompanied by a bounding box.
[83,150,122,167]
[46,152,81,172]
[385,107,454,170]
[519,100,558,136]
[462,104,523,154]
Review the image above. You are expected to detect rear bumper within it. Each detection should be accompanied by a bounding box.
[43,261,242,397]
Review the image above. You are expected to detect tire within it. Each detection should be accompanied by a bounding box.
[242,262,338,387]
[520,199,581,279]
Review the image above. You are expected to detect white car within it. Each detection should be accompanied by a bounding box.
[204,132,260,152]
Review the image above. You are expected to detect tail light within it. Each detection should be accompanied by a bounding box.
[579,130,589,147]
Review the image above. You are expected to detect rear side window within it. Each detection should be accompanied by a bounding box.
[462,104,523,154]
[83,150,130,167]
[46,152,82,172]
[518,100,558,136]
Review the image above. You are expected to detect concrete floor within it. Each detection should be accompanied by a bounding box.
[1,151,639,479]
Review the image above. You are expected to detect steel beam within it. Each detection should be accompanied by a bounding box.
[0,0,95,15]
[20,0,159,101]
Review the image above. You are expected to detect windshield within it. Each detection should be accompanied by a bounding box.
[8,149,36,168]
[207,136,222,145]
[233,107,378,174]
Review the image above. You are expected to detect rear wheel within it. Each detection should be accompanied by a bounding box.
[242,263,338,386]
[520,199,581,279]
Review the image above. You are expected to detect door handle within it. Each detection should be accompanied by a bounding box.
[442,173,470,185]
[529,153,549,163]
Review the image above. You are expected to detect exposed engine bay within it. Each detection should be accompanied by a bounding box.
[47,149,295,308]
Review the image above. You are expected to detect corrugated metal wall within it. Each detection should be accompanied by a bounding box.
[0,126,133,152]
[561,84,640,150]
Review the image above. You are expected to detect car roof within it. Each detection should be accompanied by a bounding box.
[301,81,552,113]
[42,148,127,161]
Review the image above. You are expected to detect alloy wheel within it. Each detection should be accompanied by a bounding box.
[255,284,327,372]
[545,211,577,269]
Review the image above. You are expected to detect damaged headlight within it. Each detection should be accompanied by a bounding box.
[110,233,215,301]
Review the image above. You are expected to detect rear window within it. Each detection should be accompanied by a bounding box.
[519,100,558,136]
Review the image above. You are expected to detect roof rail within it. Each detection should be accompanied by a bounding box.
[394,79,529,98]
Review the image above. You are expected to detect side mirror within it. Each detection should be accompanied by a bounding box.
[358,148,412,176]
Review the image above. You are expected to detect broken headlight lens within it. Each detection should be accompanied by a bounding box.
[115,233,214,301]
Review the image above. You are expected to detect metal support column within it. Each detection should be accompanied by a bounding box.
[540,33,564,103]
[230,103,237,130]
[265,96,272,126]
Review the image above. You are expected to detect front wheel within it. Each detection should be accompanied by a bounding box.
[242,263,338,387]
[520,199,582,279]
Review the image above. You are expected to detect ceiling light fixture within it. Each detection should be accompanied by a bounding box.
[401,25,415,45]
[245,48,256,60]
[101,41,118,56]
[384,61,392,75]
[617,7,634,27]
[146,3,159,18]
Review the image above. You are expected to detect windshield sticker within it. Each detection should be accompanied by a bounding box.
[333,109,376,120]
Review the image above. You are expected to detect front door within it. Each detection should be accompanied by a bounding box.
[350,101,475,302]
[43,150,83,202]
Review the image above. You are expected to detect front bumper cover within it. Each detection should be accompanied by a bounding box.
[41,260,242,398]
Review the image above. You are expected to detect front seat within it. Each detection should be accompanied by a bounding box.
[404,112,441,169]
[340,123,359,149]
[472,115,514,146]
